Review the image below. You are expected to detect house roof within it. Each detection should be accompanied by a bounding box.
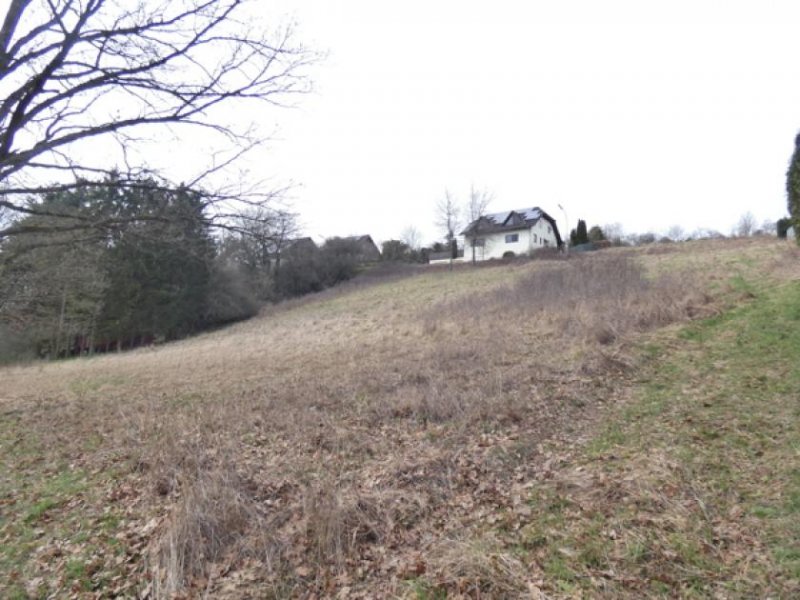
[339,234,381,260]
[461,207,563,246]
[342,234,376,245]
[285,237,317,250]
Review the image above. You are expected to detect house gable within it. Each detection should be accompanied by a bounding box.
[461,206,563,261]
[340,234,381,263]
[503,211,526,227]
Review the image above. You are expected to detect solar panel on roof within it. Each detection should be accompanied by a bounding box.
[474,207,544,225]
[484,211,507,223]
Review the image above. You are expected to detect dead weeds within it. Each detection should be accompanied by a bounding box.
[0,237,792,598]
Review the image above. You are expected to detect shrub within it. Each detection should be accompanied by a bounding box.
[204,262,260,325]
[778,217,792,239]
[317,238,363,286]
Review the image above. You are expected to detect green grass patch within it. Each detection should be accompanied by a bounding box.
[516,279,800,597]
[0,462,131,598]
[406,578,448,600]
[21,470,86,523]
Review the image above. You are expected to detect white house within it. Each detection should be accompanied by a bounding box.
[461,207,563,261]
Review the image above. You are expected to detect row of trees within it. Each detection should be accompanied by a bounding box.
[567,215,786,248]
[0,1,327,361]
[0,179,367,361]
[1,181,223,359]
[569,219,606,246]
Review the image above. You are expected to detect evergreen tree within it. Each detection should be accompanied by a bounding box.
[575,219,589,244]
[0,189,109,357]
[787,132,800,242]
[381,240,411,262]
[0,236,107,357]
[588,225,606,242]
[0,177,217,356]
[97,185,214,343]
[778,217,792,239]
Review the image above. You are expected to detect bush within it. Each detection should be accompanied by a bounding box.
[275,253,323,297]
[587,225,606,242]
[204,262,260,325]
[273,238,363,299]
[318,238,362,286]
[778,217,792,239]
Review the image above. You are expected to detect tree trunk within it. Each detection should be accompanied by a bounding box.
[54,284,67,358]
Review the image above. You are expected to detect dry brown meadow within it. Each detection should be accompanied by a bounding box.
[0,237,793,598]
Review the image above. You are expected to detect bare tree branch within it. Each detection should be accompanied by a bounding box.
[435,189,460,243]
[466,184,493,223]
[0,0,314,240]
[464,184,493,264]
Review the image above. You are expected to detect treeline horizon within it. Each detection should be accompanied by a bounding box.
[0,177,371,362]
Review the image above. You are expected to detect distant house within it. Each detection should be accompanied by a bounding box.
[271,236,318,271]
[461,207,563,261]
[341,234,381,263]
[283,237,318,256]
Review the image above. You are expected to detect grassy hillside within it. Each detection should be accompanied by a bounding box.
[0,238,797,598]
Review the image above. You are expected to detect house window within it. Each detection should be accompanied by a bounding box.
[505,233,518,243]
[533,233,538,243]
[474,238,485,247]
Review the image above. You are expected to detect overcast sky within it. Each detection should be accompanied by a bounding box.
[247,0,800,245]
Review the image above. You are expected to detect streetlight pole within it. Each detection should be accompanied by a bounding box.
[557,203,569,254]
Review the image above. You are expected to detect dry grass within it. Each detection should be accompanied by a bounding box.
[425,536,532,597]
[0,237,791,598]
[428,252,714,348]
[154,468,256,596]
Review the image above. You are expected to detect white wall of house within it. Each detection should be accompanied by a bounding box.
[465,219,558,261]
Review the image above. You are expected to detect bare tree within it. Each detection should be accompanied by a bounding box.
[230,206,299,271]
[759,218,777,236]
[267,210,301,273]
[689,228,725,241]
[0,0,312,241]
[400,225,421,250]
[735,211,756,237]
[666,224,685,242]
[436,189,460,243]
[601,222,624,245]
[464,184,492,264]
[466,184,493,223]
[435,189,460,268]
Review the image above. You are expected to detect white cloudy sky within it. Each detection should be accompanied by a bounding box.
[244,0,800,245]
